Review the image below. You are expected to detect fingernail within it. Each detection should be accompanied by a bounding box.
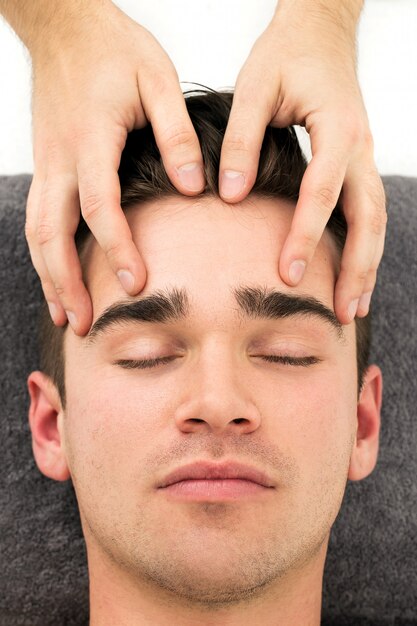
[221,170,245,199]
[358,291,372,315]
[47,301,57,322]
[289,260,306,285]
[65,310,77,330]
[117,269,135,292]
[348,298,360,322]
[176,162,205,192]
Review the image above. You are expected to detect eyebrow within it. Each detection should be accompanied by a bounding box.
[85,285,345,346]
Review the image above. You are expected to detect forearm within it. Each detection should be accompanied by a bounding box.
[272,0,364,60]
[0,0,112,54]
[275,0,363,27]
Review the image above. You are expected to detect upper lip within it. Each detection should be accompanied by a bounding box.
[158,461,275,488]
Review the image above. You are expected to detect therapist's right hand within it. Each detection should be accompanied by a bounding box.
[24,1,205,335]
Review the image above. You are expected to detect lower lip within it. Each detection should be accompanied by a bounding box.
[160,478,271,500]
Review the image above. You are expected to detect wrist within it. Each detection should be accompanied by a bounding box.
[26,0,115,60]
[272,0,363,63]
[273,0,363,36]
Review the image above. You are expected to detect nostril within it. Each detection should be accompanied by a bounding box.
[187,418,246,424]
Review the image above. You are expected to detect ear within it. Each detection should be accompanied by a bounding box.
[348,364,383,481]
[27,370,70,481]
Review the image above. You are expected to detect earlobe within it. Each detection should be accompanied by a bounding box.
[27,370,70,482]
[348,364,383,482]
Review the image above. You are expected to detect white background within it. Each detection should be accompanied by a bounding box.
[0,0,416,177]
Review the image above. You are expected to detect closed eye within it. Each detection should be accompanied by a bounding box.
[258,355,321,366]
[114,355,321,370]
[114,356,177,369]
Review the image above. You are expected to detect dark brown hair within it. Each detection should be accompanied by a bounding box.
[38,89,371,408]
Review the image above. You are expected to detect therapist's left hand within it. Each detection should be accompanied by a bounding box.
[219,0,387,325]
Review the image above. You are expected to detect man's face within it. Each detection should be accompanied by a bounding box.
[61,195,362,602]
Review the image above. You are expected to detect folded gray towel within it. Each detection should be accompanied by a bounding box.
[0,174,416,625]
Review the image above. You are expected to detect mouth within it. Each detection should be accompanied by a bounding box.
[157,460,275,501]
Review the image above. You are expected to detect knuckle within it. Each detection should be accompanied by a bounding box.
[40,279,56,299]
[223,131,252,156]
[345,119,374,155]
[69,126,98,149]
[81,193,105,221]
[345,121,364,148]
[53,274,85,300]
[52,282,66,298]
[297,230,319,252]
[144,62,178,92]
[369,255,381,272]
[24,218,36,243]
[341,262,368,283]
[43,137,61,162]
[51,277,78,300]
[105,239,128,265]
[36,217,56,246]
[311,185,339,214]
[161,123,196,152]
[341,254,369,283]
[340,109,368,147]
[365,269,378,287]
[355,268,369,282]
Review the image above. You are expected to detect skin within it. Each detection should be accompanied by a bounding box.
[28,195,382,626]
[0,0,386,334]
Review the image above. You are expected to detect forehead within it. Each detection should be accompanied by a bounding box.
[81,195,340,326]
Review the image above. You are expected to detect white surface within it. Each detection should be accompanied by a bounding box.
[0,0,416,176]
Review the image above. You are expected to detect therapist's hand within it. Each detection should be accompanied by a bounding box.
[20,1,205,335]
[219,0,387,324]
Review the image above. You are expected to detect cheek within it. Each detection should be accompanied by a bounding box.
[254,365,358,532]
[258,365,357,476]
[63,368,174,484]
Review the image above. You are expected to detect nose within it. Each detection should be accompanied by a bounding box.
[173,347,261,435]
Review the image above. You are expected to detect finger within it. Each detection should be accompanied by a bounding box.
[333,168,387,324]
[334,228,376,325]
[76,132,147,297]
[218,77,273,202]
[347,212,385,320]
[140,67,205,195]
[356,214,386,318]
[279,137,349,287]
[35,172,94,335]
[25,174,68,327]
[356,270,377,318]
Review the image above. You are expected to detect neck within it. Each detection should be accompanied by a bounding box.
[88,540,327,626]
